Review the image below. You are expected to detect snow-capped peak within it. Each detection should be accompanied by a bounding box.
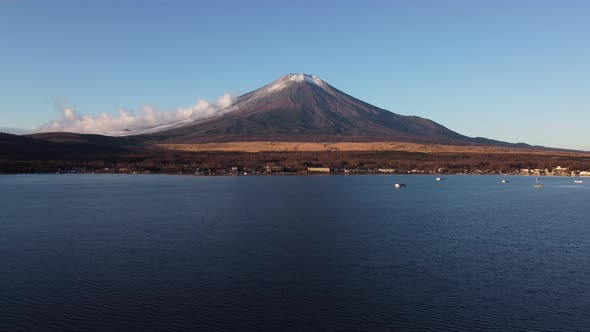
[262,73,326,94]
[281,73,324,86]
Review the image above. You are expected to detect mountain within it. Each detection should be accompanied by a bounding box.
[0,127,33,135]
[0,132,128,160]
[143,73,493,145]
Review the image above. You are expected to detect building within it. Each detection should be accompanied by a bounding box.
[265,165,284,172]
[520,168,531,175]
[308,167,331,173]
[552,166,568,175]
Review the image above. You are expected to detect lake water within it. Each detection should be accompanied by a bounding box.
[1,174,589,331]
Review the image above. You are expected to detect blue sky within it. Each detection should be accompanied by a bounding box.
[1,0,589,149]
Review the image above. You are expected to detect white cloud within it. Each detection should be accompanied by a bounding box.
[36,93,235,135]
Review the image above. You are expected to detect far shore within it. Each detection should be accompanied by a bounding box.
[1,172,587,178]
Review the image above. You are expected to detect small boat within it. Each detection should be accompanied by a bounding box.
[574,180,583,184]
[393,183,406,188]
[501,179,509,183]
[535,177,540,182]
[534,184,544,189]
[436,177,444,181]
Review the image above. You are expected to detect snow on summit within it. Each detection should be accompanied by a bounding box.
[282,73,325,87]
[262,74,326,94]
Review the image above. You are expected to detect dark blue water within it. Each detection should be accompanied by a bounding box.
[1,175,589,331]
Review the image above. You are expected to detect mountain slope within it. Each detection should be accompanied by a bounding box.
[143,74,482,144]
[0,133,129,160]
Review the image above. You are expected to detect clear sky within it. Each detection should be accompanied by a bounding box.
[1,0,589,149]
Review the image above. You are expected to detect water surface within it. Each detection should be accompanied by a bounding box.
[1,175,589,331]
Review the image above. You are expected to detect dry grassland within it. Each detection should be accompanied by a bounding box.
[158,141,589,156]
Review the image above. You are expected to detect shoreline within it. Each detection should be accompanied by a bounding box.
[1,172,585,178]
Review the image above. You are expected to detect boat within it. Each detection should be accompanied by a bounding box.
[574,180,583,184]
[535,177,540,182]
[435,177,444,181]
[393,183,406,188]
[501,179,509,183]
[534,184,544,189]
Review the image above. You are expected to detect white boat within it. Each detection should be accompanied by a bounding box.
[393,183,406,188]
[501,179,509,183]
[535,177,540,182]
[436,177,444,181]
[534,184,544,189]
[574,180,583,184]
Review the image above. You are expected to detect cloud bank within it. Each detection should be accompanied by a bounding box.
[36,93,235,135]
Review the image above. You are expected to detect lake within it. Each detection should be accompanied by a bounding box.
[1,174,589,331]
